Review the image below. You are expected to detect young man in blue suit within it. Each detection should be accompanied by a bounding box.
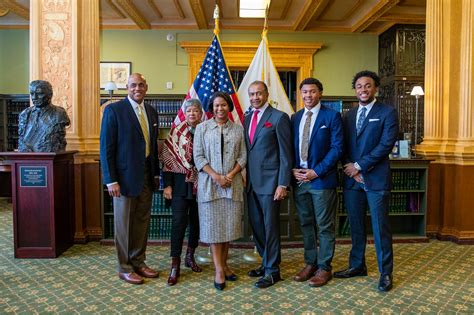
[100,73,160,285]
[334,70,399,292]
[291,78,343,287]
[245,81,293,288]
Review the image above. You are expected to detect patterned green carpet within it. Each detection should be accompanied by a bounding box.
[0,199,473,314]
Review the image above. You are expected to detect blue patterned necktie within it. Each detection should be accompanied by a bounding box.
[356,106,367,135]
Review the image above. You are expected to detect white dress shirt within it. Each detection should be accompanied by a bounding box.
[354,98,376,171]
[128,96,149,134]
[248,102,270,138]
[356,98,376,126]
[299,103,321,168]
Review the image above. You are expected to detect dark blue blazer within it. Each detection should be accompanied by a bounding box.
[291,105,344,189]
[100,97,159,197]
[342,101,398,191]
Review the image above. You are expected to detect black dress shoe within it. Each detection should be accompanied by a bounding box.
[248,266,265,278]
[378,274,393,292]
[214,281,226,291]
[255,273,282,289]
[333,267,368,278]
[225,273,238,281]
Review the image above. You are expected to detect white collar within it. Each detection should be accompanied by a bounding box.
[128,96,144,110]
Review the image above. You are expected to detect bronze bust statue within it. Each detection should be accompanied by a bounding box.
[18,80,71,152]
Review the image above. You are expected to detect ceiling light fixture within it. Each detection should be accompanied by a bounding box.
[239,0,271,18]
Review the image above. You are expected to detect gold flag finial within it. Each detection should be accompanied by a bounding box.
[262,4,269,39]
[213,4,220,35]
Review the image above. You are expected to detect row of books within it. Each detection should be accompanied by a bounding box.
[7,100,29,114]
[392,170,422,190]
[103,215,179,239]
[145,99,182,114]
[158,116,175,128]
[5,100,28,151]
[151,191,171,214]
[338,192,421,214]
[103,189,171,214]
[6,113,22,125]
[339,217,351,236]
[337,169,422,190]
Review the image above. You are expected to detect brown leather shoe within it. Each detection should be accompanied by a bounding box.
[294,264,317,282]
[118,272,144,285]
[308,269,332,287]
[135,266,159,278]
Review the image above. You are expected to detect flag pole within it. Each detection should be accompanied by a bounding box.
[243,5,268,264]
[262,4,269,40]
[213,4,220,36]
[196,4,222,265]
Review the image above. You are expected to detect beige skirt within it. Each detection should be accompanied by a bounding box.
[198,198,242,243]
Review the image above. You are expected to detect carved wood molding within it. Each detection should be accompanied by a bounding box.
[180,41,322,109]
[379,13,426,23]
[0,7,9,17]
[0,0,28,20]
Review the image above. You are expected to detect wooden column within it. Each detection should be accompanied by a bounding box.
[418,0,474,243]
[29,0,102,243]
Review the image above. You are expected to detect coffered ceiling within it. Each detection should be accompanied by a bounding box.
[0,0,426,34]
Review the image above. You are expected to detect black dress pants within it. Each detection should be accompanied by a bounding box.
[170,197,199,257]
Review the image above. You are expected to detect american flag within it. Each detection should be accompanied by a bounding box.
[173,35,244,127]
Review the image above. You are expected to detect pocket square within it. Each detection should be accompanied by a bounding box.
[153,123,158,127]
[264,121,273,128]
[369,118,380,122]
[320,125,328,129]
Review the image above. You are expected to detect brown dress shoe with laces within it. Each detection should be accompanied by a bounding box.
[308,269,332,287]
[135,266,159,278]
[118,272,144,285]
[293,264,317,282]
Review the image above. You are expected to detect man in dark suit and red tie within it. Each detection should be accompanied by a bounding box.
[100,73,160,285]
[290,78,343,287]
[334,70,399,292]
[245,80,293,288]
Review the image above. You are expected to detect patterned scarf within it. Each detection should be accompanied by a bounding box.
[161,121,198,193]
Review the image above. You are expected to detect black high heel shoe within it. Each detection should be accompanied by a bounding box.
[225,273,238,281]
[214,281,226,290]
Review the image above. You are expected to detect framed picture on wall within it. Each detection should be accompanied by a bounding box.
[100,62,132,90]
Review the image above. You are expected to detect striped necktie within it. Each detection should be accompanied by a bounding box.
[138,105,150,157]
[300,111,313,161]
[356,106,367,135]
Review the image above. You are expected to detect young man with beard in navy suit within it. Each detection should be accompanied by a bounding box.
[334,70,399,292]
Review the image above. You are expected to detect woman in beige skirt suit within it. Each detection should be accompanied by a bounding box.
[193,91,246,291]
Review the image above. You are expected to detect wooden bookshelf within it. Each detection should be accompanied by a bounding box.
[0,94,30,152]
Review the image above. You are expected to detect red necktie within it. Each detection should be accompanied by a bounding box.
[249,109,259,144]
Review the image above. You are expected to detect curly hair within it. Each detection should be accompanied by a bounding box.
[351,70,381,88]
